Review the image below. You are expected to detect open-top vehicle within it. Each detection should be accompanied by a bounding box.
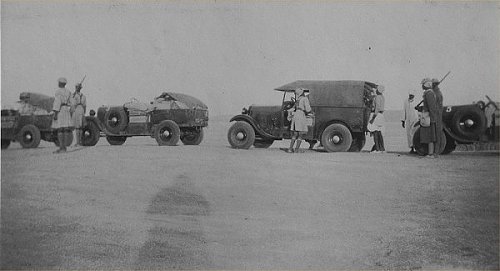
[1,92,72,149]
[227,80,377,152]
[412,95,499,155]
[81,92,209,146]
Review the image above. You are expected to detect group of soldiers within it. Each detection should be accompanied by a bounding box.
[52,77,87,153]
[401,78,444,158]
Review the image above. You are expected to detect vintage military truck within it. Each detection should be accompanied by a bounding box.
[412,95,499,155]
[227,80,377,152]
[1,92,72,149]
[81,92,209,146]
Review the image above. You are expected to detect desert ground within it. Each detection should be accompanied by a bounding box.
[1,118,498,270]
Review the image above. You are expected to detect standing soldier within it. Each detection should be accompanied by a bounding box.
[286,87,311,153]
[432,78,444,155]
[401,90,419,153]
[72,82,87,147]
[369,85,386,153]
[420,78,439,158]
[52,77,74,153]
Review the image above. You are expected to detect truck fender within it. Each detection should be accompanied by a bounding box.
[229,115,277,139]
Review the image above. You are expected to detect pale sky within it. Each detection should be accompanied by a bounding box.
[1,1,499,116]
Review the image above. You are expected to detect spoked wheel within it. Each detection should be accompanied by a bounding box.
[17,125,41,148]
[227,121,255,149]
[321,123,353,152]
[155,120,180,146]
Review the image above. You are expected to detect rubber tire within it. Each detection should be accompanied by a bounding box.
[254,139,274,148]
[348,133,366,152]
[227,121,255,149]
[106,136,127,145]
[450,107,487,139]
[181,128,204,145]
[441,133,456,155]
[2,139,11,149]
[413,127,446,156]
[321,123,353,152]
[54,131,74,147]
[104,107,128,134]
[155,120,180,146]
[18,124,41,148]
[81,120,100,146]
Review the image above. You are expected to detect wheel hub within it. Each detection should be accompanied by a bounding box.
[464,119,474,127]
[162,130,170,137]
[236,132,245,140]
[111,117,118,123]
[332,135,341,144]
[84,130,90,137]
[25,134,32,140]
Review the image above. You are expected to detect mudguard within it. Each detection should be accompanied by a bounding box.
[229,114,278,139]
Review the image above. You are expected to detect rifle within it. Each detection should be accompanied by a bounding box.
[438,71,450,85]
[79,75,86,86]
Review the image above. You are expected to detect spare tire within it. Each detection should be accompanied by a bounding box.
[104,107,128,134]
[450,107,486,139]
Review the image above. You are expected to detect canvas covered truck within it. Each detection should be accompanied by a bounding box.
[227,80,378,152]
[81,92,209,146]
[1,92,72,149]
[412,95,499,155]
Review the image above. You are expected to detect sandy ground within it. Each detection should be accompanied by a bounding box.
[1,119,498,270]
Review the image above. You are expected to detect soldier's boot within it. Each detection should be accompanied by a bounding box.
[378,132,385,152]
[54,131,66,153]
[287,139,296,153]
[295,140,303,153]
[76,129,81,146]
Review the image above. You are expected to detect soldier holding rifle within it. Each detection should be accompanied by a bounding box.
[52,77,74,153]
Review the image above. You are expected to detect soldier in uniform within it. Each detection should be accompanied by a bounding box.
[432,78,444,155]
[369,85,386,153]
[420,78,439,158]
[71,82,87,147]
[52,77,74,153]
[286,87,311,153]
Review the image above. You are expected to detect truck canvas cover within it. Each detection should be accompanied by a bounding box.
[274,80,377,108]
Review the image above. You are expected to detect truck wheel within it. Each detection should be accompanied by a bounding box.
[181,128,204,145]
[2,139,11,149]
[348,133,366,152]
[451,107,486,139]
[104,107,128,134]
[254,139,274,148]
[18,124,41,148]
[106,136,127,145]
[54,131,73,147]
[227,121,255,149]
[81,120,100,146]
[413,128,446,156]
[155,120,180,146]
[441,133,456,155]
[321,123,352,152]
